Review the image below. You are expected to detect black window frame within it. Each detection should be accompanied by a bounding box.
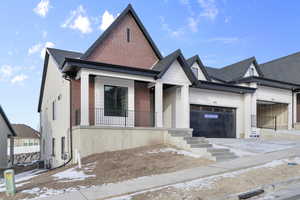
[52,101,56,120]
[61,136,65,159]
[52,138,55,156]
[191,67,199,79]
[104,85,128,117]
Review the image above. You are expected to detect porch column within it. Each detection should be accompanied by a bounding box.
[80,71,89,126]
[244,93,252,138]
[155,82,163,128]
[179,85,190,128]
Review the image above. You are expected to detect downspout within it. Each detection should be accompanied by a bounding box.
[292,90,294,129]
[49,75,73,170]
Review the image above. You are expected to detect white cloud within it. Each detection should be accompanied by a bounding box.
[188,17,199,32]
[33,0,50,17]
[0,65,13,80]
[28,43,43,55]
[99,10,116,31]
[198,0,219,20]
[160,17,184,38]
[207,37,239,44]
[41,42,55,58]
[61,5,92,34]
[28,42,55,59]
[11,74,28,84]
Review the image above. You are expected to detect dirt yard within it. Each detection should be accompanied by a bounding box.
[122,157,300,200]
[0,144,213,200]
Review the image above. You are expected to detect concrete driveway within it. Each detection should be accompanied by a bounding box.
[207,138,300,157]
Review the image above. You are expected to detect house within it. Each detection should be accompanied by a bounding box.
[10,124,40,155]
[0,106,16,169]
[38,4,300,168]
[12,124,40,147]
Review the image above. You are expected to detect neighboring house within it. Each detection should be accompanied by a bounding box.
[0,106,16,169]
[38,4,300,168]
[10,124,40,154]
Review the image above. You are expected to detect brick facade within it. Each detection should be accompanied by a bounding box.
[86,13,159,69]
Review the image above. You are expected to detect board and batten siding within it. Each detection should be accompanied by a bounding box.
[40,53,71,168]
[0,113,10,168]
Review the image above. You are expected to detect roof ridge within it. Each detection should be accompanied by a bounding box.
[261,51,300,66]
[81,4,162,60]
[220,56,255,71]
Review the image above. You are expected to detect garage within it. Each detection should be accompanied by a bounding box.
[190,105,236,138]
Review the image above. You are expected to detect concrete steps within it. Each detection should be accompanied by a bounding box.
[166,130,238,162]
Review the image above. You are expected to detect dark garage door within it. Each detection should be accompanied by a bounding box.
[190,105,236,138]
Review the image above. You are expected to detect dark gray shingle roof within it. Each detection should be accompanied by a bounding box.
[260,51,300,85]
[47,48,82,68]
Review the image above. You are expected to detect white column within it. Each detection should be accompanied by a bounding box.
[293,92,297,127]
[155,82,163,128]
[80,71,89,126]
[179,85,190,128]
[244,93,252,138]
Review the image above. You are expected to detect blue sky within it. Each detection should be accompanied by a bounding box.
[0,0,300,129]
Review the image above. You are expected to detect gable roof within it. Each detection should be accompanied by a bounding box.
[48,48,82,68]
[0,106,16,137]
[152,49,197,84]
[12,124,40,139]
[205,57,263,82]
[81,4,162,60]
[260,51,300,85]
[38,48,83,112]
[186,55,212,81]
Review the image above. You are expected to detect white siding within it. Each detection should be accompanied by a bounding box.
[0,114,10,168]
[160,60,191,85]
[189,88,245,138]
[94,76,135,126]
[40,54,70,168]
[256,86,293,129]
[191,62,207,81]
[243,63,259,77]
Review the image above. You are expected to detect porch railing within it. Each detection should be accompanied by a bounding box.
[74,108,156,127]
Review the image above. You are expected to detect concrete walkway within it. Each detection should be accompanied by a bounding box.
[38,147,300,200]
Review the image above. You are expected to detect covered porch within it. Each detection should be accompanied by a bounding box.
[72,69,190,129]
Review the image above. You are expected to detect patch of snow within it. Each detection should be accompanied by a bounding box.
[53,167,95,181]
[148,148,201,158]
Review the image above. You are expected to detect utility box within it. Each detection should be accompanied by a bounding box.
[4,169,16,196]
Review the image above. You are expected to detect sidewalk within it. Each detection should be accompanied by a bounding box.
[38,147,300,200]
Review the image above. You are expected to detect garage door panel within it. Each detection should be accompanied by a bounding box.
[190,105,236,138]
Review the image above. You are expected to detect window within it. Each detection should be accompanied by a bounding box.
[191,67,198,79]
[43,139,45,153]
[104,85,128,116]
[61,137,65,159]
[52,101,56,120]
[250,68,255,76]
[52,138,55,156]
[126,28,130,42]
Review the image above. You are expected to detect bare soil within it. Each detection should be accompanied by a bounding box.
[130,158,300,200]
[0,144,213,200]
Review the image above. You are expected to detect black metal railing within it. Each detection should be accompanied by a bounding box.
[74,108,156,127]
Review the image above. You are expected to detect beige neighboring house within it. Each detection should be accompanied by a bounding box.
[10,124,40,156]
[0,105,16,169]
[38,4,300,168]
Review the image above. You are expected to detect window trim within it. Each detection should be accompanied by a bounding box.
[104,85,128,117]
[191,67,199,79]
[61,136,65,159]
[52,138,55,156]
[126,28,130,42]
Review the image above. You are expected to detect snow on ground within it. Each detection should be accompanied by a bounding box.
[52,166,96,182]
[0,169,45,192]
[147,148,201,158]
[208,139,297,154]
[107,157,300,200]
